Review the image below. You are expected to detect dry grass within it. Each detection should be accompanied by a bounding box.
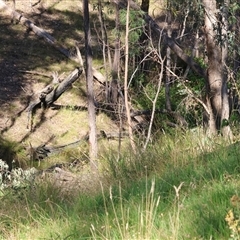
[0,0,120,167]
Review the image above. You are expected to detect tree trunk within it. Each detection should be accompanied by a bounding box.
[203,0,232,137]
[165,8,172,111]
[203,0,222,134]
[98,0,112,102]
[83,0,98,169]
[110,1,121,105]
[125,0,136,153]
[141,0,149,13]
[221,0,232,139]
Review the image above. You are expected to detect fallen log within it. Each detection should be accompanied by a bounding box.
[0,0,105,83]
[27,67,82,130]
[31,130,128,160]
[45,68,82,105]
[31,137,88,161]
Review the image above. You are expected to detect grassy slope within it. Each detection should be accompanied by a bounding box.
[1,131,240,239]
[1,1,240,240]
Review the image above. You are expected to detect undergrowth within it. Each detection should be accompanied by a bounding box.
[0,130,240,239]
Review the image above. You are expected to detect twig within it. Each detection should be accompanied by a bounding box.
[19,70,51,78]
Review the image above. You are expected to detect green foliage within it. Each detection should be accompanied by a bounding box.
[119,9,145,55]
[0,159,37,193]
[228,2,240,24]
[131,55,207,130]
[167,0,204,29]
[174,60,206,127]
[133,82,165,110]
[186,58,206,93]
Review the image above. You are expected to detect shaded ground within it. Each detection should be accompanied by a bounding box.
[0,0,170,193]
[0,0,118,193]
[0,0,114,144]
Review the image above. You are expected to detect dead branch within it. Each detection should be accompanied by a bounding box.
[27,68,82,130]
[19,70,52,78]
[45,68,82,105]
[31,137,88,161]
[31,131,128,160]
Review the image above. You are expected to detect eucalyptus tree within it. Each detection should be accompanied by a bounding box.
[158,0,235,137]
[95,0,239,138]
[201,0,232,137]
[83,0,98,168]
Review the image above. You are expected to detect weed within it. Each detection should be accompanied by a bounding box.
[225,209,240,240]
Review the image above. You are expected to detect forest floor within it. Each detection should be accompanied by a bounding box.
[0,0,100,146]
[1,2,240,240]
[0,0,119,194]
[0,0,167,194]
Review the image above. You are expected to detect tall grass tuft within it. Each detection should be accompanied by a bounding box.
[90,179,165,239]
[1,129,240,239]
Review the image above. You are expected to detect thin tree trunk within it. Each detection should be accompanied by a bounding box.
[194,29,200,58]
[125,1,136,153]
[141,0,149,13]
[110,1,121,105]
[98,0,112,102]
[221,0,233,139]
[143,60,164,151]
[83,0,98,169]
[165,8,172,111]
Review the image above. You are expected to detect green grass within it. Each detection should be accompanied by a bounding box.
[1,1,239,239]
[1,130,240,239]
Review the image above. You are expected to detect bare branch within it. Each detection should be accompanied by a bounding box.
[166,67,210,115]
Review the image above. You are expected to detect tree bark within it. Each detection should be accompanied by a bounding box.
[141,0,149,13]
[203,0,222,134]
[203,0,232,137]
[83,0,98,168]
[109,1,121,105]
[165,8,172,111]
[27,68,82,130]
[221,0,232,139]
[98,0,112,101]
[124,0,136,153]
